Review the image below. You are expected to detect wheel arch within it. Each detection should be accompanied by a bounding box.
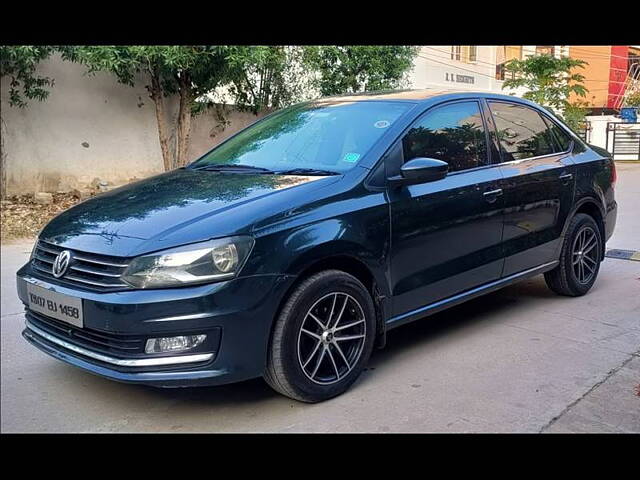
[563,197,606,261]
[273,249,390,353]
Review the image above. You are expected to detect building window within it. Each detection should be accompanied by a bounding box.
[468,46,477,62]
[536,46,555,56]
[450,46,477,63]
[496,46,522,80]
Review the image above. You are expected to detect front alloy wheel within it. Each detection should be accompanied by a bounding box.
[297,292,366,385]
[265,270,376,403]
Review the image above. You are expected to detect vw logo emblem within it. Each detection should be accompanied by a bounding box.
[52,250,72,278]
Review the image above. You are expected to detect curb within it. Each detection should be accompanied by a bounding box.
[605,249,640,261]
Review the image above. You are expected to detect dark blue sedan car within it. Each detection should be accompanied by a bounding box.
[17,89,617,402]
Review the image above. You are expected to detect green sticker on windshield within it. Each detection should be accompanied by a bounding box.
[342,152,361,163]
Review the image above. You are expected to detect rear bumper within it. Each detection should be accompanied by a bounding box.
[605,199,617,242]
[17,265,295,387]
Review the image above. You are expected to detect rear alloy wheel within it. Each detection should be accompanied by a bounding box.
[571,225,600,285]
[265,270,376,402]
[545,213,602,296]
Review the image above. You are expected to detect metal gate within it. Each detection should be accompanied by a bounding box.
[606,122,640,160]
[576,123,591,143]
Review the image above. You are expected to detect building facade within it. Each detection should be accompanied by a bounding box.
[407,45,640,157]
[568,45,640,109]
[407,45,639,110]
[407,46,570,95]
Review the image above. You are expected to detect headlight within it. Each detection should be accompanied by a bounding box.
[121,236,254,289]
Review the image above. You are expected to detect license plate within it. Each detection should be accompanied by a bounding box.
[26,283,84,328]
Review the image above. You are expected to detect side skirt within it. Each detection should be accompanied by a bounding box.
[386,260,559,330]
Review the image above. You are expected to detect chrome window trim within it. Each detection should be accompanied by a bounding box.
[25,320,214,367]
[497,150,572,167]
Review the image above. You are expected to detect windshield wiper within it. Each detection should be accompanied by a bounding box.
[275,168,341,176]
[193,164,275,174]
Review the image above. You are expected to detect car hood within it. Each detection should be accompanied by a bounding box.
[40,169,338,257]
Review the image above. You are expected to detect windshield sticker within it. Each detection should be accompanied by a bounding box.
[374,120,390,129]
[342,152,361,163]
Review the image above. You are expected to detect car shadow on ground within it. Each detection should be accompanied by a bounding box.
[53,276,557,410]
[364,279,548,375]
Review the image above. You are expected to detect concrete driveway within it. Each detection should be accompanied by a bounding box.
[2,164,639,433]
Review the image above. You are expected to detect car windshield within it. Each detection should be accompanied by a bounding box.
[190,101,412,174]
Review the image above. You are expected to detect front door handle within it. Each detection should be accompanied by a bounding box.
[483,188,503,203]
[559,173,573,184]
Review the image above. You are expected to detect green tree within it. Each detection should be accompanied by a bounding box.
[626,90,640,107]
[63,46,246,171]
[303,46,419,96]
[562,100,590,132]
[502,53,589,130]
[226,46,311,112]
[0,46,56,107]
[1,44,420,195]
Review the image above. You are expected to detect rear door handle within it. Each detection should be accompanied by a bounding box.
[559,173,573,183]
[483,188,503,202]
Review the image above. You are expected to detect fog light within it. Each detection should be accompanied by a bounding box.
[145,334,207,354]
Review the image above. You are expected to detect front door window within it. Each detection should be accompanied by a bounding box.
[401,101,488,172]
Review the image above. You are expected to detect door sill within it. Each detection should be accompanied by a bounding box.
[386,260,559,330]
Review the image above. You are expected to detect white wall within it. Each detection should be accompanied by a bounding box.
[585,115,618,150]
[0,55,267,195]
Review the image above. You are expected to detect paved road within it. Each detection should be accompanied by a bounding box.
[2,165,639,433]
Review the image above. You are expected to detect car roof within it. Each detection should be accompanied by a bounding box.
[312,88,528,105]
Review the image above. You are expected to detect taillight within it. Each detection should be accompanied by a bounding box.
[611,160,617,189]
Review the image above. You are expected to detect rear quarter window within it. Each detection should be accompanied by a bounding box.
[542,116,573,152]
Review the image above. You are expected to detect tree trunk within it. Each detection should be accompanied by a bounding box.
[175,73,192,168]
[0,117,7,199]
[148,72,174,171]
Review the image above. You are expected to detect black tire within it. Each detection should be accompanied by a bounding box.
[264,270,376,403]
[544,213,603,297]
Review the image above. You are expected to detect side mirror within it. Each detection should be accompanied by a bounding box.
[388,158,449,188]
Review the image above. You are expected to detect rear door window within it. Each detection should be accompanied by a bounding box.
[488,102,556,161]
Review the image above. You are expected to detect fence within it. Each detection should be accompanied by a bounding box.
[606,122,640,160]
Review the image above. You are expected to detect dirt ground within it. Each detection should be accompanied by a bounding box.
[0,193,85,243]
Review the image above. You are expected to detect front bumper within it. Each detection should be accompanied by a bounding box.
[17,265,295,387]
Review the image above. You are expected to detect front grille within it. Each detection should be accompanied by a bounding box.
[26,310,145,356]
[31,240,131,292]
